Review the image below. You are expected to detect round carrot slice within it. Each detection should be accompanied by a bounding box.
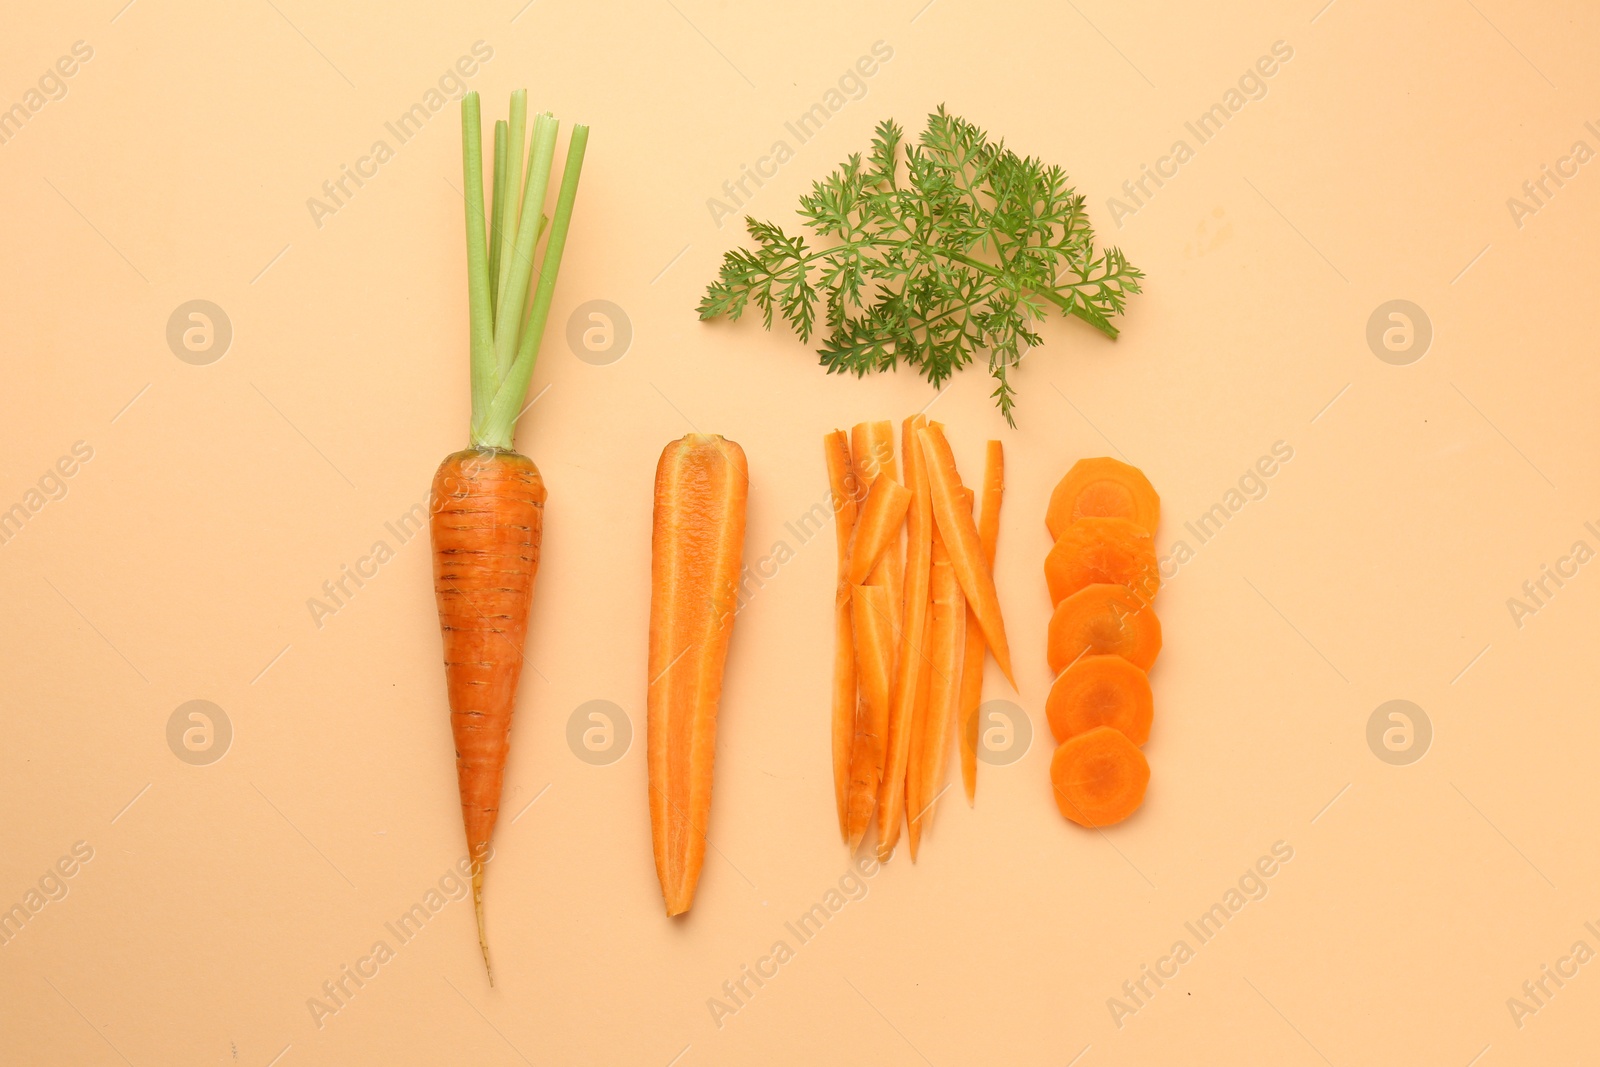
[1044,517,1160,606]
[1050,726,1150,827]
[1045,655,1153,745]
[1046,458,1160,540]
[1047,583,1162,675]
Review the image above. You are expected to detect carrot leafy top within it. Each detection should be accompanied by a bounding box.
[460,91,588,451]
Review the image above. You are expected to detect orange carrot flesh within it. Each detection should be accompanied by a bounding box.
[824,431,858,840]
[847,583,895,848]
[1046,654,1153,746]
[1046,457,1160,541]
[1046,582,1162,675]
[847,475,913,586]
[959,441,1003,804]
[909,555,965,858]
[917,426,1015,687]
[431,447,546,978]
[1050,726,1150,827]
[1044,517,1159,607]
[878,414,932,859]
[648,434,748,916]
[850,421,904,634]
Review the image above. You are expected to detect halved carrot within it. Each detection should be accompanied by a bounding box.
[648,434,748,916]
[1045,654,1152,745]
[909,555,965,859]
[1044,517,1160,607]
[878,414,933,859]
[1050,726,1150,827]
[847,475,913,586]
[1046,458,1160,540]
[1047,582,1162,674]
[917,425,1015,687]
[846,582,894,849]
[824,431,858,840]
[959,441,1003,804]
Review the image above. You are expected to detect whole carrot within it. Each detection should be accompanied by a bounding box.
[431,91,586,982]
[648,434,749,916]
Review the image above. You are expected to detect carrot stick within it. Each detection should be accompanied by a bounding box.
[878,414,933,859]
[904,601,937,862]
[850,422,903,634]
[846,583,894,849]
[917,426,1015,687]
[847,476,913,586]
[648,434,749,916]
[910,554,965,859]
[824,431,858,840]
[959,441,1003,803]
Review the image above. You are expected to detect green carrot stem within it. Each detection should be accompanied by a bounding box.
[493,90,528,329]
[479,124,588,449]
[460,93,494,434]
[488,119,508,321]
[486,112,558,388]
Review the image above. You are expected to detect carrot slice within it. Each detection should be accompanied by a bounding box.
[1045,654,1152,745]
[1044,517,1160,607]
[1046,458,1160,540]
[909,556,965,859]
[1050,726,1150,827]
[847,475,913,586]
[878,414,933,860]
[846,583,894,849]
[824,431,858,840]
[917,426,1015,687]
[1047,582,1162,674]
[959,441,1002,804]
[648,434,748,916]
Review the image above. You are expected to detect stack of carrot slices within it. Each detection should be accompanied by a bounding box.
[824,421,1010,862]
[1043,458,1162,828]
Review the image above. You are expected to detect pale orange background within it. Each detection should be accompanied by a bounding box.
[4,1,1600,1064]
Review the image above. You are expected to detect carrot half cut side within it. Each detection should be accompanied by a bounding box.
[1045,654,1152,745]
[917,426,1015,687]
[824,431,858,840]
[1046,583,1162,675]
[647,434,749,916]
[959,441,1002,804]
[1050,726,1150,827]
[1046,457,1160,541]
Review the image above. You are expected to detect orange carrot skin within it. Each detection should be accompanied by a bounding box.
[879,414,933,859]
[959,442,1003,804]
[824,431,858,840]
[847,583,894,848]
[648,435,748,916]
[431,448,546,882]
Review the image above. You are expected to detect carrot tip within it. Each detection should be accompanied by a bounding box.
[473,868,493,986]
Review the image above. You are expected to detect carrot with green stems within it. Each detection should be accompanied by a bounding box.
[431,91,587,983]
